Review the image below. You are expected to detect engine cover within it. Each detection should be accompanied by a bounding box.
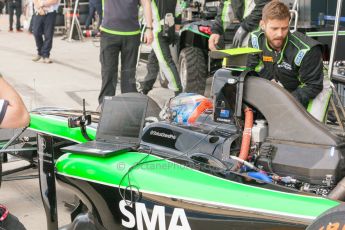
[257,141,345,184]
[141,121,240,164]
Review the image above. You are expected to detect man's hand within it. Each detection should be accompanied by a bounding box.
[271,79,283,87]
[144,29,153,45]
[37,7,46,15]
[232,26,248,48]
[208,33,220,51]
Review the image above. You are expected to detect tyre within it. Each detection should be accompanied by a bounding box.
[179,47,207,95]
[307,204,345,230]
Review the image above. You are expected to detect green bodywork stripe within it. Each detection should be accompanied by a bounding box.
[100,26,141,35]
[28,112,340,223]
[29,114,96,143]
[306,31,345,37]
[222,1,231,32]
[55,151,340,222]
[227,67,249,71]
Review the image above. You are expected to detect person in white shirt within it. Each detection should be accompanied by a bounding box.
[31,0,60,64]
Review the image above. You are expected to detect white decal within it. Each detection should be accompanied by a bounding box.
[136,202,166,230]
[150,130,177,140]
[168,208,191,230]
[120,200,191,230]
[120,200,135,228]
[278,61,292,71]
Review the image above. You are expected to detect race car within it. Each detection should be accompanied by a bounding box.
[24,57,345,230]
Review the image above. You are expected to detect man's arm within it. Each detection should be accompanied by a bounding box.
[140,0,153,45]
[175,0,186,25]
[240,0,270,32]
[211,0,228,36]
[209,0,229,50]
[0,75,30,128]
[291,46,324,107]
[246,36,261,71]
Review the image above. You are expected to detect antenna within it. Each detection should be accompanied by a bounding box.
[83,98,86,116]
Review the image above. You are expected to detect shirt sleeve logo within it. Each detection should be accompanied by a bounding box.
[295,49,308,66]
[251,35,259,49]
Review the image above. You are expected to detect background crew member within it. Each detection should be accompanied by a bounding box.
[138,0,184,96]
[209,0,270,50]
[32,0,60,63]
[84,0,102,30]
[98,0,153,105]
[8,0,22,32]
[0,72,29,229]
[247,1,329,120]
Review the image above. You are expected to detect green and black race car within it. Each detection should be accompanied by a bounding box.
[19,50,345,229]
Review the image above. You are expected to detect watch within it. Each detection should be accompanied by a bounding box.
[145,27,153,30]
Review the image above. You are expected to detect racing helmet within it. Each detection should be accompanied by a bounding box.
[163,93,213,125]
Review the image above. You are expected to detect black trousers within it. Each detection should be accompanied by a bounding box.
[8,1,21,30]
[32,12,56,58]
[98,32,140,104]
[0,1,5,14]
[140,33,181,94]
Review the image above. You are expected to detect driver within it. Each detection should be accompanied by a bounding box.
[0,72,29,230]
[247,1,327,115]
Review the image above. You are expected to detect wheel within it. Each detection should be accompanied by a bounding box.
[307,204,345,230]
[178,47,207,95]
[158,71,169,89]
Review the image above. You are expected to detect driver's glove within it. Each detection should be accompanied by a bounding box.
[232,26,248,48]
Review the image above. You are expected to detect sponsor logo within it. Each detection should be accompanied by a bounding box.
[278,61,292,71]
[295,50,306,66]
[262,55,273,62]
[220,109,230,118]
[216,117,230,123]
[150,130,177,140]
[120,200,191,230]
[252,36,259,49]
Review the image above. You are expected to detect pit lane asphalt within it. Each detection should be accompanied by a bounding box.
[0,14,175,230]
